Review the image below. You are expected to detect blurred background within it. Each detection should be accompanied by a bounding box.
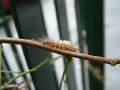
[0,0,120,90]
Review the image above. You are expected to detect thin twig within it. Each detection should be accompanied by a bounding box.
[0,70,21,74]
[0,37,120,66]
[59,57,72,89]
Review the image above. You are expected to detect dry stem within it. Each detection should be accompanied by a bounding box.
[0,37,120,66]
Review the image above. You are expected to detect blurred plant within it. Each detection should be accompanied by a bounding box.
[0,56,61,89]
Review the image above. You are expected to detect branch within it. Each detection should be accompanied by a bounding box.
[0,37,120,66]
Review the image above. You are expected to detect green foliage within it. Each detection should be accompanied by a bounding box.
[5,56,61,85]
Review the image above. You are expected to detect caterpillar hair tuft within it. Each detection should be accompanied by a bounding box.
[41,39,77,52]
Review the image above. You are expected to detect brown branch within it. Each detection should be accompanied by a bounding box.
[0,37,120,66]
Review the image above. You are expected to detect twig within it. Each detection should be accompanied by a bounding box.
[0,37,120,66]
[0,70,21,74]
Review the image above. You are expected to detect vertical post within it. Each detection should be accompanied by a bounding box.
[86,0,104,90]
[75,0,104,90]
[54,0,77,90]
[75,0,89,90]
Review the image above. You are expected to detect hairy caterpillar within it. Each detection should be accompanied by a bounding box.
[41,39,77,52]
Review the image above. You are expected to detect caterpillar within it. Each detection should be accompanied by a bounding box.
[41,39,78,52]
